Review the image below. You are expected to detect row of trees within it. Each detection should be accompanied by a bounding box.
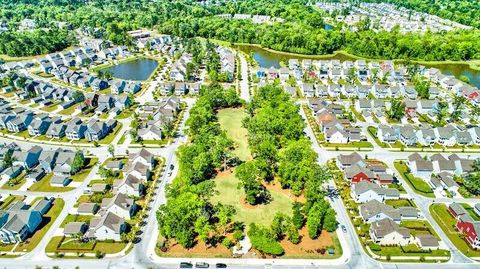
[156,85,243,248]
[0,27,75,56]
[1,0,479,60]
[240,84,337,255]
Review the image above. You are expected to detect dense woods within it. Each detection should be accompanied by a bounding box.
[0,0,479,60]
[0,28,75,57]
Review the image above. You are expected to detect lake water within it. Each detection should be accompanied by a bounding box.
[424,63,480,88]
[236,44,358,68]
[106,58,158,81]
[237,44,480,88]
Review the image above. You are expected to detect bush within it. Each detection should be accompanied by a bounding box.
[233,230,244,242]
[222,238,234,248]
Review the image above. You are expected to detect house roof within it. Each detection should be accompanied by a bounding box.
[338,152,363,167]
[101,193,134,211]
[417,234,439,247]
[64,221,86,234]
[370,218,410,238]
[89,211,124,234]
[77,203,98,214]
[360,200,400,221]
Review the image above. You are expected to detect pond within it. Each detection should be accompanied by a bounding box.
[104,58,158,81]
[235,44,358,69]
[236,44,480,88]
[423,63,480,88]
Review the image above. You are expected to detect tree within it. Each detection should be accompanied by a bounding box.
[433,101,448,126]
[194,216,212,245]
[270,213,289,240]
[108,144,115,157]
[451,95,467,122]
[386,98,406,121]
[464,159,480,195]
[347,67,357,83]
[247,223,284,256]
[215,203,235,235]
[286,225,300,244]
[413,76,430,99]
[3,150,14,168]
[71,151,85,174]
[162,119,175,139]
[235,161,269,205]
[292,202,304,229]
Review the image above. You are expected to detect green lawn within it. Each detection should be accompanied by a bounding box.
[28,173,75,192]
[60,214,95,228]
[71,157,98,182]
[46,236,127,254]
[17,198,65,252]
[217,108,251,161]
[1,172,26,190]
[41,104,58,112]
[394,161,435,198]
[58,104,79,115]
[460,203,480,221]
[401,220,440,238]
[0,195,24,210]
[370,243,449,257]
[210,171,293,227]
[430,203,480,257]
[385,199,415,208]
[99,123,122,145]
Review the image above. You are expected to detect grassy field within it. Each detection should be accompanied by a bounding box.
[394,161,435,198]
[210,171,294,227]
[217,108,251,161]
[430,203,480,257]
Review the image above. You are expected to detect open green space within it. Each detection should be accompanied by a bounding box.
[394,161,435,198]
[430,203,480,257]
[60,214,95,228]
[210,171,293,227]
[217,108,251,161]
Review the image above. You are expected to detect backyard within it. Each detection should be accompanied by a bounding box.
[394,161,435,198]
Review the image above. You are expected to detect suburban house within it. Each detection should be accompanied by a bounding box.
[351,181,400,203]
[369,218,412,246]
[99,193,137,220]
[86,212,126,241]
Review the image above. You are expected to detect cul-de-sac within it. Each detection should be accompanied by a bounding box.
[0,1,478,269]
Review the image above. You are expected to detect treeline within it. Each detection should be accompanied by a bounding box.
[0,28,75,57]
[239,84,337,256]
[363,0,480,28]
[160,16,480,61]
[156,85,243,248]
[1,0,479,60]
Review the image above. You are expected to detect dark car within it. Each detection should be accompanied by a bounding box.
[179,262,193,269]
[215,264,227,268]
[170,164,175,170]
[195,262,209,268]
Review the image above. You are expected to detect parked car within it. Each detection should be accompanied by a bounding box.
[341,225,347,233]
[170,164,175,170]
[215,264,227,268]
[179,262,193,269]
[195,262,209,268]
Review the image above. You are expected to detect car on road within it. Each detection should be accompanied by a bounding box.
[179,262,193,268]
[215,264,227,268]
[195,262,209,268]
[170,164,175,170]
[341,225,347,233]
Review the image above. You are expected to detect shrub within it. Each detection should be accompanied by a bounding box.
[222,238,234,248]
